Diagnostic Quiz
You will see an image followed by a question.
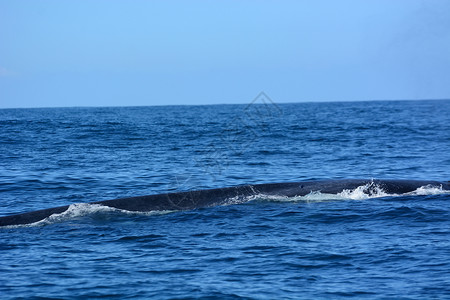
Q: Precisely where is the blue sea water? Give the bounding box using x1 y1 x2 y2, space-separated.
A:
0 99 449 299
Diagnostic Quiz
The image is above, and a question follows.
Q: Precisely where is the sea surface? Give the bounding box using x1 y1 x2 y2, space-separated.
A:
0 99 449 299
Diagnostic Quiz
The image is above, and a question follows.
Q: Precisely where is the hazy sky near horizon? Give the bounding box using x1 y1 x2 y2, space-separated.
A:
1 0 450 108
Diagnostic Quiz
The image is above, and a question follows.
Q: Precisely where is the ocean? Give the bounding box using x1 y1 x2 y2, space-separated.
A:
1 99 449 299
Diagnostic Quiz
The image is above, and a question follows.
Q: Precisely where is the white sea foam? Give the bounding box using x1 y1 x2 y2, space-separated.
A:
406 184 450 196
6 203 174 228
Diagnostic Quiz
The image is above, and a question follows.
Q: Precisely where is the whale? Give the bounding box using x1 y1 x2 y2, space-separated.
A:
1 179 449 227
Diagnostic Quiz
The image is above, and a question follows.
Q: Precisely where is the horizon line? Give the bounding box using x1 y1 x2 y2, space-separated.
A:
1 98 449 110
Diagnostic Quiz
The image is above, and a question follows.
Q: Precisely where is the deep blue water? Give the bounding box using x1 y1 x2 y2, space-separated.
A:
1 100 450 299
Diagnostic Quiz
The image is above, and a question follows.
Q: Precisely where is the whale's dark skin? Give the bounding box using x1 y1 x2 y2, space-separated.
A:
1 179 449 227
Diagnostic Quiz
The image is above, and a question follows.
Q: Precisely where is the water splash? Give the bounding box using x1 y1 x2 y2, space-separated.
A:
338 182 390 200
6 203 174 228
407 184 450 196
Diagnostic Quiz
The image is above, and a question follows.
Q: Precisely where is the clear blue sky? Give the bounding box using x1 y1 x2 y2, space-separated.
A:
1 0 449 108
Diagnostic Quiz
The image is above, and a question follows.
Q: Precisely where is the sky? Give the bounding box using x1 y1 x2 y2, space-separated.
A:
0 0 449 108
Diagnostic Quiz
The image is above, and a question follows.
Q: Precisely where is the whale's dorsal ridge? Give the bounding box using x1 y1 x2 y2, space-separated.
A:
1 179 449 227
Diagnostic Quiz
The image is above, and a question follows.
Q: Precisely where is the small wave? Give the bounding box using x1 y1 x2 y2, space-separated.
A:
7 203 174 228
